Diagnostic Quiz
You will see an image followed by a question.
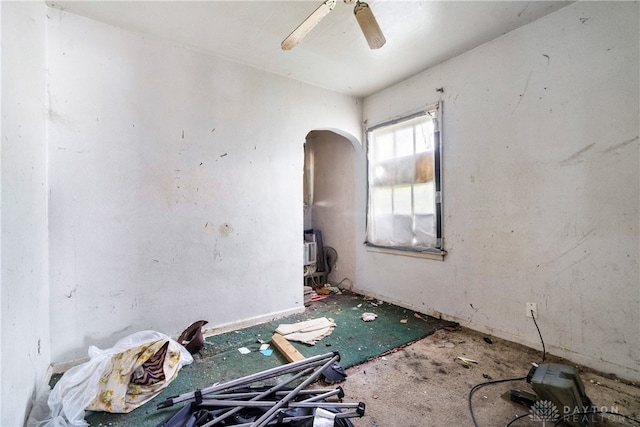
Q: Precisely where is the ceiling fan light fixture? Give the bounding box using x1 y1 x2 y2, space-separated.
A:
353 1 386 49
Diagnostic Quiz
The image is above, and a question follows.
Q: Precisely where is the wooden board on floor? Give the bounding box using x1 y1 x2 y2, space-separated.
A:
271 333 305 362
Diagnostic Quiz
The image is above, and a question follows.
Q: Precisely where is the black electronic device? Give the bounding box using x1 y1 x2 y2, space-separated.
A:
528 363 594 427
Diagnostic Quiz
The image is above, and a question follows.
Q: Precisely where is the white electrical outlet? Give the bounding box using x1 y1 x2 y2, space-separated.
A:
526 302 537 318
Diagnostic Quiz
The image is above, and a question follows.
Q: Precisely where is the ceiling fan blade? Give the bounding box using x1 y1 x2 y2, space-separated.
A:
281 0 337 50
353 1 386 49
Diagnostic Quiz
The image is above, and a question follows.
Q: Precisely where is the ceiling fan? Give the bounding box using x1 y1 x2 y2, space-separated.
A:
281 0 386 51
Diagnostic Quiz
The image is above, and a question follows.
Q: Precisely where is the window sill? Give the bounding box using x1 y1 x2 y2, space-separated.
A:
365 245 446 261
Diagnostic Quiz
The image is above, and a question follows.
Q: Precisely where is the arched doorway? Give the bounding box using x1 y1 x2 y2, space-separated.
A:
303 129 360 291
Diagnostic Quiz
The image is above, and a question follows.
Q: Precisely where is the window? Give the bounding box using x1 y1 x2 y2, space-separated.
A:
365 103 443 253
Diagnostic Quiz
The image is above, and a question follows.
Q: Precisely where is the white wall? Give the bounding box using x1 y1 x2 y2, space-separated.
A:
46 9 361 364
4 3 637 424
358 1 639 381
1 1 51 425
306 130 359 286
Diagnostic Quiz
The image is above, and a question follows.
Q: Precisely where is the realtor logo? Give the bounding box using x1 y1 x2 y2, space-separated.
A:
530 400 560 425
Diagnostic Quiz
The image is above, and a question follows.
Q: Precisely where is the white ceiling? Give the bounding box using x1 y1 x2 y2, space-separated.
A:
46 1 573 98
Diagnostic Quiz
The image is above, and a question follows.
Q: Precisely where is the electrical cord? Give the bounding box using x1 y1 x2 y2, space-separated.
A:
335 277 353 290
469 307 548 427
530 309 546 363
468 376 528 427
504 413 531 427
501 318 639 426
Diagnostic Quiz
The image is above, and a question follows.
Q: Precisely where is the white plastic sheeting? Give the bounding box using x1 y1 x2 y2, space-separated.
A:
27 331 193 427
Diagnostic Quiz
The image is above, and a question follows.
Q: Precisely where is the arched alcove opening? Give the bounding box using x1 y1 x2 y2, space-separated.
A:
303 129 360 292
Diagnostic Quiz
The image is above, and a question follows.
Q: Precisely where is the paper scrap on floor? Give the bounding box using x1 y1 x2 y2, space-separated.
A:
312 407 336 427
275 317 336 345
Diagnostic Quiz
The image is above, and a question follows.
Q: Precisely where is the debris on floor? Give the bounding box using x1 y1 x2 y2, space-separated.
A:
315 286 332 295
321 363 348 384
432 340 455 348
312 408 338 427
259 343 273 356
305 285 343 306
311 293 330 302
275 317 336 345
270 333 347 384
271 333 305 362
361 312 378 322
455 356 478 366
28 331 193 426
69 291 461 427
177 320 208 354
155 352 362 427
304 285 314 306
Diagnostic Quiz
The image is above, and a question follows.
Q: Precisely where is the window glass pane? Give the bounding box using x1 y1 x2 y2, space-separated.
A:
393 215 413 245
415 152 434 183
393 186 412 215
372 214 394 243
414 182 434 214
415 121 434 153
373 131 394 162
396 157 416 185
415 214 436 246
395 126 414 157
372 187 393 214
373 163 394 186
366 104 441 251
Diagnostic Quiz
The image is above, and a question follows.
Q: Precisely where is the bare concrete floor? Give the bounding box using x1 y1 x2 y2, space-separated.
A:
338 327 640 427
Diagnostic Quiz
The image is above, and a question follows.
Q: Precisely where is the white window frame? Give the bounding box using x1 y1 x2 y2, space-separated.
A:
365 102 444 257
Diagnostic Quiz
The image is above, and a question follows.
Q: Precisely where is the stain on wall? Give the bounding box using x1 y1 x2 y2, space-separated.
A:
219 223 233 237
